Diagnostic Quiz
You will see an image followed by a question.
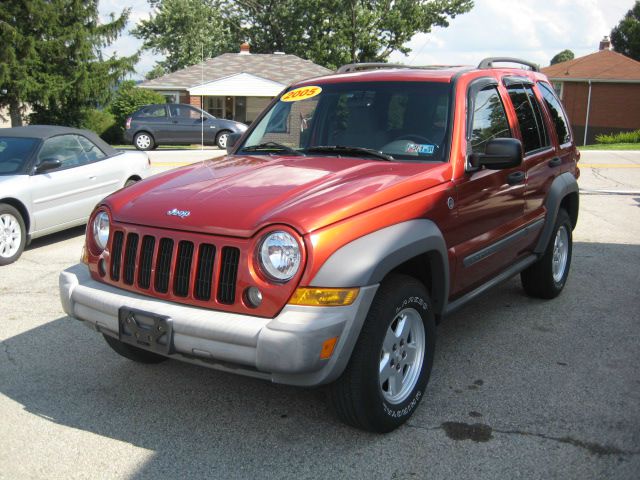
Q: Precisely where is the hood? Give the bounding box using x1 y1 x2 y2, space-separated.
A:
105 155 450 238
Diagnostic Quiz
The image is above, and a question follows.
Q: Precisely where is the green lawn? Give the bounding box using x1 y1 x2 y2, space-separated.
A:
113 144 219 150
579 143 640 151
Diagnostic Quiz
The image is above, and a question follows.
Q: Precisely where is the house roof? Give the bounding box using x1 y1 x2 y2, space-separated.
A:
542 49 640 82
140 53 333 90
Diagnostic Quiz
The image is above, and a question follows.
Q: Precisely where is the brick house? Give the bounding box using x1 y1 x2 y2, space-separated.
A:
138 43 332 125
541 37 640 145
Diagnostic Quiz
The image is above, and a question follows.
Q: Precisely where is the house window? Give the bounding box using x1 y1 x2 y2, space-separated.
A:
205 96 225 118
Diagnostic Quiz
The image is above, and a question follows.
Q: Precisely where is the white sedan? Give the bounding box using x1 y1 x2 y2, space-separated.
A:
0 125 151 265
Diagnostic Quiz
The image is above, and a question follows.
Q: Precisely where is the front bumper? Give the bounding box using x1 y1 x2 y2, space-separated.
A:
59 264 377 386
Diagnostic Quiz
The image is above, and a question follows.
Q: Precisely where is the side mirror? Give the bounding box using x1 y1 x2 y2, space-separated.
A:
35 157 62 174
226 133 241 154
469 138 523 170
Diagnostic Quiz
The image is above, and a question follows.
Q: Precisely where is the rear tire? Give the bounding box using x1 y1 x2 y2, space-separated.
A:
521 208 573 299
103 334 168 364
134 132 155 151
329 274 436 433
0 204 27 266
216 130 231 149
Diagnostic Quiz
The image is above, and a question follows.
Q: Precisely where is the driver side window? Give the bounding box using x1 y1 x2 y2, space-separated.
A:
470 87 512 154
37 135 90 170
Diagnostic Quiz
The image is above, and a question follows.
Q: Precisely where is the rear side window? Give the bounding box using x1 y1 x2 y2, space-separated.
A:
138 105 166 118
469 87 512 154
506 84 550 153
538 82 571 145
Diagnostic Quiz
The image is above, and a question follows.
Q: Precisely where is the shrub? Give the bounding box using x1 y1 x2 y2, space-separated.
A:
80 109 116 136
595 129 640 144
108 80 166 130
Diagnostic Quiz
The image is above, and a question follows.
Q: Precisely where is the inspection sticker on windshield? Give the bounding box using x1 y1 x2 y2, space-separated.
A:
406 143 435 155
281 86 322 102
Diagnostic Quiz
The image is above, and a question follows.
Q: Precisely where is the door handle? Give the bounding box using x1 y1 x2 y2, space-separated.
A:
549 157 562 167
89 176 97 180
507 171 525 185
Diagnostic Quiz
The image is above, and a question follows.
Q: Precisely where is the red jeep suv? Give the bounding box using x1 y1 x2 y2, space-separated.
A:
60 58 579 432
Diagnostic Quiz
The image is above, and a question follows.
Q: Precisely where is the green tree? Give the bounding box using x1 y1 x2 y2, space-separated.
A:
133 0 241 73
550 49 575 65
145 64 167 80
0 1 137 127
134 0 473 72
611 1 640 61
236 0 474 69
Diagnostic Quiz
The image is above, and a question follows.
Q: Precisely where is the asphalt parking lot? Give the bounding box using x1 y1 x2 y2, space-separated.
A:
1 151 639 479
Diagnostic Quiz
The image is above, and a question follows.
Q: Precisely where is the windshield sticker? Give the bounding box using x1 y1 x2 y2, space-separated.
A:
281 86 322 102
406 143 435 155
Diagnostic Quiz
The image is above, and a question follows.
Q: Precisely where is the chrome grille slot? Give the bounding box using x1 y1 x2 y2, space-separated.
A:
194 243 216 301
173 241 194 297
123 233 139 285
217 247 240 304
154 238 174 293
138 235 155 289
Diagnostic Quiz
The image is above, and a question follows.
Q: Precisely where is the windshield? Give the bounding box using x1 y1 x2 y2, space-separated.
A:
0 137 39 175
238 81 452 161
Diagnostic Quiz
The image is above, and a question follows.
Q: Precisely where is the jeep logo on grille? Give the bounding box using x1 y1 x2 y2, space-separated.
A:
166 208 191 218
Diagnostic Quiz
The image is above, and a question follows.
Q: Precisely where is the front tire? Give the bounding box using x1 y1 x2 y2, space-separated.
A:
216 130 231 149
134 132 155 151
521 208 573 299
0 204 27 266
103 335 168 364
329 274 436 433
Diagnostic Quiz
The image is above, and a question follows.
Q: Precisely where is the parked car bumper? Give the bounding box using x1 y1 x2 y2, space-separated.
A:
59 264 377 386
123 130 134 143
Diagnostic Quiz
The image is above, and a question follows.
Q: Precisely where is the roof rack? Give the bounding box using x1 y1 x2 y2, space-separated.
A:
478 57 539 72
336 62 466 73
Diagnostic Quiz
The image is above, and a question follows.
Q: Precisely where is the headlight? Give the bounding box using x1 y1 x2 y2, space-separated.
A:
258 231 301 282
92 211 110 252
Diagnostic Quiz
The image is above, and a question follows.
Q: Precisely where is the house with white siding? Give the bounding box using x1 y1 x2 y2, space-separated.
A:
138 43 332 125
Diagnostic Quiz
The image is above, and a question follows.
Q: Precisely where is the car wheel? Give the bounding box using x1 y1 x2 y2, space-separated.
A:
521 208 573 299
329 274 436 433
0 204 27 266
216 130 231 149
124 178 138 188
103 334 168 364
134 132 155 151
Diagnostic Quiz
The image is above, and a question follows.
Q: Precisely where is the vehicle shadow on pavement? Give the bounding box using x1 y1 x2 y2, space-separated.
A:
24 225 86 252
1 241 639 477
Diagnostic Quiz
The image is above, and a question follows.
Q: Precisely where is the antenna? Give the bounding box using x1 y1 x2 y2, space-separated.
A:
201 43 204 152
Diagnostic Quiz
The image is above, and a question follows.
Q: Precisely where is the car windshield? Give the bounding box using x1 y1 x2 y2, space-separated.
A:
0 137 39 175
238 81 452 161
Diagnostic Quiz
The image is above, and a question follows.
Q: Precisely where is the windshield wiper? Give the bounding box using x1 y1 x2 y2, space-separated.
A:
305 145 394 161
241 142 305 156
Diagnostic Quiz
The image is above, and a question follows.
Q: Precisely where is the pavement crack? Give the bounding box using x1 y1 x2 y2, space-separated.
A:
1 341 17 366
412 421 640 456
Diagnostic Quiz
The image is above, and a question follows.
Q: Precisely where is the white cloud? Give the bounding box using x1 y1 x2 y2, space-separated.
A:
390 0 633 68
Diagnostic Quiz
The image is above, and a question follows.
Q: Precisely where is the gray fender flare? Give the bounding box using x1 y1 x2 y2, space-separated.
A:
310 219 449 315
534 172 579 253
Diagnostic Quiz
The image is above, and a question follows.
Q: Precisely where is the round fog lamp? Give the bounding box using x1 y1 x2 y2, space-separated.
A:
245 287 263 308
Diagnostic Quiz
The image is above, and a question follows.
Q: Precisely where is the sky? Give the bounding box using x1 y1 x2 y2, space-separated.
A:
99 0 635 78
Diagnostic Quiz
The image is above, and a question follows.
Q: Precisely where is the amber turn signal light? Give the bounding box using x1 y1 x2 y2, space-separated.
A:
288 287 359 307
320 337 338 360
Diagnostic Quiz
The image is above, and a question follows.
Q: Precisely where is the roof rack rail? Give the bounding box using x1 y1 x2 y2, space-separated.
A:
337 63 410 73
337 62 465 73
478 57 539 72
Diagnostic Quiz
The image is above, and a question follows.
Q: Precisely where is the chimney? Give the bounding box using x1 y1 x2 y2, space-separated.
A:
599 36 611 51
240 42 250 55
